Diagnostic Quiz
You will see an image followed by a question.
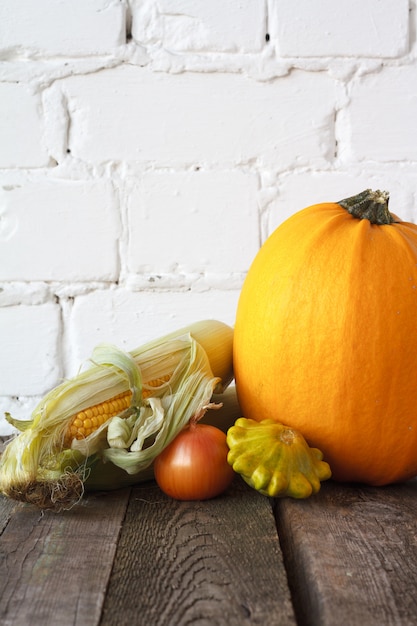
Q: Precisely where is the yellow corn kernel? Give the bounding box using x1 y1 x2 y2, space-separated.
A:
66 375 171 443
66 391 131 443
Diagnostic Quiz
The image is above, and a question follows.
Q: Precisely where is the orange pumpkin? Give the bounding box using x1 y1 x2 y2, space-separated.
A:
233 189 417 486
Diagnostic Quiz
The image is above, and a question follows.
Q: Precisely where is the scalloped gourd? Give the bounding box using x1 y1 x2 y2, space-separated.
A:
227 418 331 498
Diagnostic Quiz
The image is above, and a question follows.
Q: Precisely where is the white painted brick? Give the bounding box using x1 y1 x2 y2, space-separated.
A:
67 288 239 372
0 0 125 56
132 0 265 52
270 0 409 58
0 180 121 281
0 84 49 168
348 66 417 162
0 303 61 396
64 65 336 167
0 283 51 307
127 170 259 275
0 397 40 436
1 0 415 438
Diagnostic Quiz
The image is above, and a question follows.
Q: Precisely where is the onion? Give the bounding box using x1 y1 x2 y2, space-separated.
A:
154 418 235 501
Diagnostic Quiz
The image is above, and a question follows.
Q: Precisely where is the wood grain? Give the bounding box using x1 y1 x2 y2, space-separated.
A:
0 489 130 626
274 479 417 626
100 477 296 626
4 427 417 626
0 438 18 535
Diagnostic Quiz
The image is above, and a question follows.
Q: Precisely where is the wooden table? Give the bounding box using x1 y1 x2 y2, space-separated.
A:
1 441 417 626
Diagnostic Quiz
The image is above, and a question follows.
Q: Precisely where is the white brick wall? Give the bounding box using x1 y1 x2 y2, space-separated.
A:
0 180 121 281
126 170 260 275
1 0 417 433
0 84 50 167
0 303 61 396
0 0 126 55
271 0 409 58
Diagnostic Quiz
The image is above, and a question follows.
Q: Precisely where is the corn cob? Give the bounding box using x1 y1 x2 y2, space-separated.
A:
0 320 234 511
65 374 171 444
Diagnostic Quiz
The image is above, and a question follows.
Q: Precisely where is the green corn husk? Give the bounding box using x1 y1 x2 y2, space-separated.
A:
0 320 234 511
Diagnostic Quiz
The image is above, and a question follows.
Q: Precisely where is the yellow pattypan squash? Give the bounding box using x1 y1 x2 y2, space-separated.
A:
227 418 331 498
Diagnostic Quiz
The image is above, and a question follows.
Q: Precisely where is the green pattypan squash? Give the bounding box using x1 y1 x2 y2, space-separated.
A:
227 418 331 498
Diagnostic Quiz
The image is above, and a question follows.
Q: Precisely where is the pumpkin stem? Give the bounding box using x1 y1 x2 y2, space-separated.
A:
338 189 393 225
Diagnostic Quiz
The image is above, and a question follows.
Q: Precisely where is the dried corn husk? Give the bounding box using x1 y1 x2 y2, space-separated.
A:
0 320 234 511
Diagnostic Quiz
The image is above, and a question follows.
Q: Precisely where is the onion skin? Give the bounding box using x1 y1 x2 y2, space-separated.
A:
154 423 235 501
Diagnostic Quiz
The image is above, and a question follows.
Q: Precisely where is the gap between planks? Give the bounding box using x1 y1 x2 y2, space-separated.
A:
0 488 131 626
0 474 296 626
273 478 417 626
99 477 296 626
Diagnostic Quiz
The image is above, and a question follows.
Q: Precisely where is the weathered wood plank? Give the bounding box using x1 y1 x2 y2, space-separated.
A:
274 479 417 626
0 439 18 534
100 477 296 626
0 495 18 536
0 489 131 626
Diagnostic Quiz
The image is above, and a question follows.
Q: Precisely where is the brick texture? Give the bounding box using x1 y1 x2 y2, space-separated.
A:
126 170 259 274
0 0 125 56
0 180 121 281
270 0 409 58
0 303 61 396
63 66 336 168
0 84 50 168
0 0 416 431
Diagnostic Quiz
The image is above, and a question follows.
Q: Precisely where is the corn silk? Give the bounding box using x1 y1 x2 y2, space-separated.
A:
0 331 226 511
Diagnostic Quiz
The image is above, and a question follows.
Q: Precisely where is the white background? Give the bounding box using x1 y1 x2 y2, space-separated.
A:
0 0 415 433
